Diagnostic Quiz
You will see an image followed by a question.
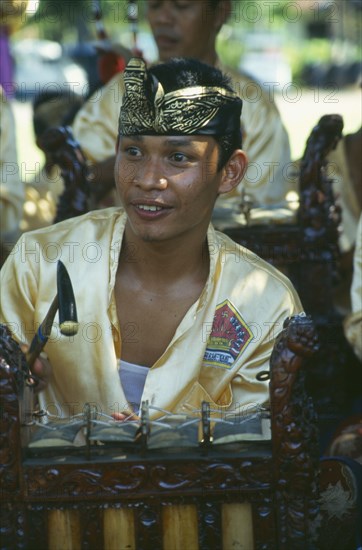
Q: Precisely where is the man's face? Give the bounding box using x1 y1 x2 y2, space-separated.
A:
115 134 224 243
146 0 223 63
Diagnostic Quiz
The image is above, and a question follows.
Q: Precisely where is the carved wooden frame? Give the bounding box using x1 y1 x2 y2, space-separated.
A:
1 314 320 549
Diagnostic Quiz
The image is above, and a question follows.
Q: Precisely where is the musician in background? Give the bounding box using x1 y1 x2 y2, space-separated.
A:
0 58 302 422
21 90 84 233
95 41 132 86
73 0 293 214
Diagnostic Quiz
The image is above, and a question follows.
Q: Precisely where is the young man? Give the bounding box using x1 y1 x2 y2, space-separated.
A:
0 58 302 421
73 0 292 211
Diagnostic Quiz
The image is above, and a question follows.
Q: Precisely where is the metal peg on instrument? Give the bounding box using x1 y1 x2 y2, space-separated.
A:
201 401 211 450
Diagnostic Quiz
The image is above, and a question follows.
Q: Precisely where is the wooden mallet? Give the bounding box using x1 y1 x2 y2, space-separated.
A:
25 260 79 369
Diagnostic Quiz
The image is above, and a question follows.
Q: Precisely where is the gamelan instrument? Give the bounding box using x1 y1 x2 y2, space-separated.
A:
0 314 323 549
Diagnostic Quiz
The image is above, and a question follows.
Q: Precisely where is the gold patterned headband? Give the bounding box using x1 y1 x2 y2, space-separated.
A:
118 58 242 136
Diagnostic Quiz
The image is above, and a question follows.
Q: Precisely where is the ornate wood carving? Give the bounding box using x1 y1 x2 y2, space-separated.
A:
298 114 343 247
197 500 222 550
80 505 104 550
252 497 278 550
37 126 91 222
295 115 361 427
0 316 323 549
270 314 320 549
0 324 25 496
297 114 343 320
0 326 29 549
224 115 361 429
23 457 273 501
134 503 163 549
26 506 48 550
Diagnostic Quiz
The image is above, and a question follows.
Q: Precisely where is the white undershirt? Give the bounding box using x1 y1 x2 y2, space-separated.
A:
118 359 149 412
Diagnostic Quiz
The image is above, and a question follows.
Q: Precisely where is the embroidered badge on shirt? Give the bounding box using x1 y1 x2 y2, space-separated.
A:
203 299 253 369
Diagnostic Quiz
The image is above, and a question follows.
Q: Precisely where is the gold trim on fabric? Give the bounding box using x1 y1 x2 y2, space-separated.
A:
119 58 241 135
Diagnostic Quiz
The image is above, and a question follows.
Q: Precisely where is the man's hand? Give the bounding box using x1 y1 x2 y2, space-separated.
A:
111 411 138 422
111 412 128 421
21 345 51 393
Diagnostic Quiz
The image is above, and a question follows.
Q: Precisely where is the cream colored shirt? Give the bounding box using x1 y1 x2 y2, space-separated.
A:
288 137 361 256
0 0 28 33
344 215 362 360
0 87 24 241
72 62 292 210
215 63 292 207
0 208 302 419
21 165 62 233
327 139 361 253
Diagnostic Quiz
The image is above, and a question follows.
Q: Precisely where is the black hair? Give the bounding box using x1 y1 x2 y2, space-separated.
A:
149 58 242 170
208 0 224 6
32 90 83 138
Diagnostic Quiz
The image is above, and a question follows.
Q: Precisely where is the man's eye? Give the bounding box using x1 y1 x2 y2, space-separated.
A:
148 1 162 9
170 152 188 162
126 147 141 157
148 0 191 11
175 1 193 9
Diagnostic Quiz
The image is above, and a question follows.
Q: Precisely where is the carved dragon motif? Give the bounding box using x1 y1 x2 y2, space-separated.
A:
270 314 320 549
37 126 91 222
298 114 343 247
0 314 322 549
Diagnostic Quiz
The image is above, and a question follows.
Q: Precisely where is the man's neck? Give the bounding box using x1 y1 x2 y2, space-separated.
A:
199 50 218 67
119 227 210 286
160 50 218 69
115 225 211 368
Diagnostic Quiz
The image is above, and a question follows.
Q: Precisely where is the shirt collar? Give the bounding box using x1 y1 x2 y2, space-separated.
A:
108 210 219 312
108 208 127 303
196 223 219 311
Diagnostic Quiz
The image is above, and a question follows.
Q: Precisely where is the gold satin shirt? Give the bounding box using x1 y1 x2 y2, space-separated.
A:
0 208 302 419
344 215 362 360
328 139 361 253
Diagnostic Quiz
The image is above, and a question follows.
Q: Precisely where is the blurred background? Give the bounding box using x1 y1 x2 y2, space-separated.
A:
1 0 361 171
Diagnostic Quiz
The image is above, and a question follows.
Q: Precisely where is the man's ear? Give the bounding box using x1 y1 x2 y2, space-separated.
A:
214 0 231 32
218 149 248 195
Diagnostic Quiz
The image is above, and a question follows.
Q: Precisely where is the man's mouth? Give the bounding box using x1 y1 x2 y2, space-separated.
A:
131 201 172 219
155 34 178 48
137 204 164 212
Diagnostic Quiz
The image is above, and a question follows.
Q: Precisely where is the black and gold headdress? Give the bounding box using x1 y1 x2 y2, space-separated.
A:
118 58 242 136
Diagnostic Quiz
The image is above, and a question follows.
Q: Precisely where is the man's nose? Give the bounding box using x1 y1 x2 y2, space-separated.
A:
135 159 168 191
152 1 174 24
